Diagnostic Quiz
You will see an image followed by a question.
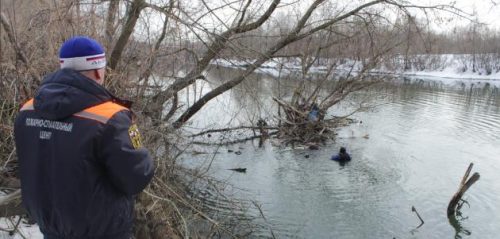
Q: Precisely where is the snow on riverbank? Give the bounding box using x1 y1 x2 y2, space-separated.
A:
211 54 500 81
0 217 42 238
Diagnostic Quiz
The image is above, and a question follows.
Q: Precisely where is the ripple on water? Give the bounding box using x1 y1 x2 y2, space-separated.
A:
388 89 500 143
189 75 500 238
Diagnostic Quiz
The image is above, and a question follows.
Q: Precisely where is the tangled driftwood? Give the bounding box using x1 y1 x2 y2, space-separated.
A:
273 97 335 146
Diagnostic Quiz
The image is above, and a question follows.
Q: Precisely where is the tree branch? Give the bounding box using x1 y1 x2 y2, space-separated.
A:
148 0 281 119
105 0 120 49
108 0 145 71
236 0 252 28
297 0 384 40
0 12 40 82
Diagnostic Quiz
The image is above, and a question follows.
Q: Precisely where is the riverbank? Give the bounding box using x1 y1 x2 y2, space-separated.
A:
211 54 500 81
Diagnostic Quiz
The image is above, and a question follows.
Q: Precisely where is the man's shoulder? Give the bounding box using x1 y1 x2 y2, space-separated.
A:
75 101 130 124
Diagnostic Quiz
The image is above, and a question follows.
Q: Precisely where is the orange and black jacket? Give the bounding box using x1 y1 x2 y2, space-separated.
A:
14 69 155 239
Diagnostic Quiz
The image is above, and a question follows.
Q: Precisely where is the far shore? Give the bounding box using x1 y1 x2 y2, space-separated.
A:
211 55 500 81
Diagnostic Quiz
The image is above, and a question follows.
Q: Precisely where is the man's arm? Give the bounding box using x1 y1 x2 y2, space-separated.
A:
99 111 155 195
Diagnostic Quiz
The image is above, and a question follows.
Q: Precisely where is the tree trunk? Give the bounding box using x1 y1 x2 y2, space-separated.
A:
108 0 145 71
105 0 120 49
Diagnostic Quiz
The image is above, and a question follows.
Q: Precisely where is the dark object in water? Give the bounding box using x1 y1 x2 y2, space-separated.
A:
331 147 351 161
235 151 242 155
228 149 234 153
304 155 310 158
228 168 246 173
447 163 480 218
411 206 425 229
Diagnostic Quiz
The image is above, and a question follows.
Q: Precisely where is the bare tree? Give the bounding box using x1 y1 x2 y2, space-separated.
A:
2 0 499 238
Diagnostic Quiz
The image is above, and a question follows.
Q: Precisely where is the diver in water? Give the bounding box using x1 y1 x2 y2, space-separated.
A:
331 147 351 161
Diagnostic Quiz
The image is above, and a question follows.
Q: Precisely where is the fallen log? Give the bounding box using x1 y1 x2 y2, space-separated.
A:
447 163 480 217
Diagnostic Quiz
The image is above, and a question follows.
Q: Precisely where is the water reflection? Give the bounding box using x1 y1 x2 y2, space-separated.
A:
449 216 472 239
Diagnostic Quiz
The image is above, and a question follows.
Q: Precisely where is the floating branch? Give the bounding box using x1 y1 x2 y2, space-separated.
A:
189 125 277 138
192 131 279 146
411 206 424 229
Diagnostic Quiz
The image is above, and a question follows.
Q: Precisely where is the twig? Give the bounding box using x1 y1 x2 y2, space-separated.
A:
189 125 277 137
411 206 424 229
252 201 276 239
272 97 308 117
0 124 13 131
0 12 40 82
9 216 23 237
143 190 189 239
154 182 218 225
0 216 26 239
192 131 278 145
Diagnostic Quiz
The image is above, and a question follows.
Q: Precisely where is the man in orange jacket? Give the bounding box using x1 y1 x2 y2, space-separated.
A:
14 36 155 239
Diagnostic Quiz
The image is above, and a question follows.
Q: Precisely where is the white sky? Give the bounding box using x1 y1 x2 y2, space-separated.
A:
431 0 500 28
135 0 499 40
198 0 500 30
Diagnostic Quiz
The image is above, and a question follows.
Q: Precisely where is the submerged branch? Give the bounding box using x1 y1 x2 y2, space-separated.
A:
189 125 278 138
447 163 480 217
192 131 279 146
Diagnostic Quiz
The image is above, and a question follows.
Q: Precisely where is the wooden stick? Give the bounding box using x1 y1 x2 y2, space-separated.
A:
9 216 22 236
272 97 308 117
189 125 277 137
459 163 473 187
447 163 480 217
411 206 424 228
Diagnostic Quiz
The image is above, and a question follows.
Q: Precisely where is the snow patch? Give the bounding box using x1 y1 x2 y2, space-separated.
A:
210 55 500 81
0 217 43 239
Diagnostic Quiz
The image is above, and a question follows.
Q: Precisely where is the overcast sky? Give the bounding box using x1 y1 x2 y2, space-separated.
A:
136 0 499 40
433 0 500 28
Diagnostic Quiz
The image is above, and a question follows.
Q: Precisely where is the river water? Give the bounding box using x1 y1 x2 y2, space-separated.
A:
182 68 500 239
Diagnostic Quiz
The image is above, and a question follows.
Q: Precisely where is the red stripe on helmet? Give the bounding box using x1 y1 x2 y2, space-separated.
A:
86 55 105 61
